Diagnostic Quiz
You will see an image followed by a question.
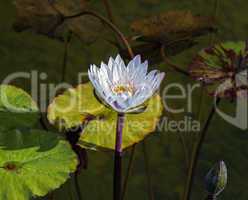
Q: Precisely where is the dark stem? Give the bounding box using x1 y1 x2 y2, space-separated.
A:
209 0 219 44
184 98 221 200
142 141 155 200
61 31 72 82
101 0 115 24
48 192 54 200
160 45 189 77
74 173 83 200
40 114 48 131
114 113 125 200
166 111 189 169
205 194 217 200
64 10 134 58
121 145 136 200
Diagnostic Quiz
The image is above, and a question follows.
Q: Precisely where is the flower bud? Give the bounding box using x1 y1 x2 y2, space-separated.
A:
204 161 227 196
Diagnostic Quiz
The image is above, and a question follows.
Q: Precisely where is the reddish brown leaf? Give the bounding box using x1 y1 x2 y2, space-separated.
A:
131 11 217 44
13 0 104 44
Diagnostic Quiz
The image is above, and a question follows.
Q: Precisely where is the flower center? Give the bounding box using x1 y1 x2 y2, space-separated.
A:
113 85 134 96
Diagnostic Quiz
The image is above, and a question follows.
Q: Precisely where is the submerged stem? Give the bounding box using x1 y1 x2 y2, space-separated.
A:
121 145 136 200
101 0 116 24
74 173 83 200
142 141 155 200
114 113 125 200
184 98 221 200
64 11 134 58
61 31 72 82
160 45 189 77
205 194 217 200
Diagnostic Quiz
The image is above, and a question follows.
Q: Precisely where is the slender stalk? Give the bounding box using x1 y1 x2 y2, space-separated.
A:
74 173 83 200
183 1 220 199
121 145 136 200
114 113 125 200
209 0 220 44
61 31 72 82
166 111 189 169
183 98 221 200
64 10 134 58
205 194 217 200
101 0 115 24
160 45 189 77
48 192 54 200
142 141 155 200
40 116 48 131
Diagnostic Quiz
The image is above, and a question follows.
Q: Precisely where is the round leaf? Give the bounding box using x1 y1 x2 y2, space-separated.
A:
0 129 77 200
79 94 163 150
0 85 39 130
47 83 106 130
47 83 163 151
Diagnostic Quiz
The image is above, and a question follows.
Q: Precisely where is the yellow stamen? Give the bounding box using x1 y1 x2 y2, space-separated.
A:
113 85 134 96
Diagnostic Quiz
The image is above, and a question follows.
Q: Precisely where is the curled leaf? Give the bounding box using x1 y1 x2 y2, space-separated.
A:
189 41 248 99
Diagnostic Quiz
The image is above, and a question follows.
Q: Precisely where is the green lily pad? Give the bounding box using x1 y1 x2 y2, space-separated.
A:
0 129 77 200
47 83 106 130
79 94 163 150
189 41 248 99
0 85 40 130
47 82 163 151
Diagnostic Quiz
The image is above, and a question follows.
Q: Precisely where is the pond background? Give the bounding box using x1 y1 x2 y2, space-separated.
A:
0 0 248 199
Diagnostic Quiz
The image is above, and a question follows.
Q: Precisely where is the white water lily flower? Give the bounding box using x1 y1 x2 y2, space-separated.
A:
88 55 165 113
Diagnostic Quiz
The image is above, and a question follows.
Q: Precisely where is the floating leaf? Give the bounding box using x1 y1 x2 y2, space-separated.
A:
189 41 248 99
0 85 39 130
79 94 162 150
13 0 105 44
205 161 227 196
120 39 197 65
13 0 64 40
119 11 214 65
47 83 163 151
130 10 216 44
0 129 77 200
47 83 106 130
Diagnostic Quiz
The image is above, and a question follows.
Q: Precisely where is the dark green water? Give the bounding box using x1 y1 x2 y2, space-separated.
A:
0 0 248 199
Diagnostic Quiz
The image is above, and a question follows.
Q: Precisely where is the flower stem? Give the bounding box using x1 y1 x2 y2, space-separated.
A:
183 98 221 200
101 0 115 24
160 45 189 77
61 31 72 82
142 141 155 200
205 194 217 200
74 173 83 200
114 113 125 200
121 145 136 200
64 11 134 58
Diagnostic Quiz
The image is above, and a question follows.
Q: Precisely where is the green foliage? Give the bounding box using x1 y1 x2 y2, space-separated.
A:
0 129 77 200
0 85 39 130
1 0 248 200
47 82 163 150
